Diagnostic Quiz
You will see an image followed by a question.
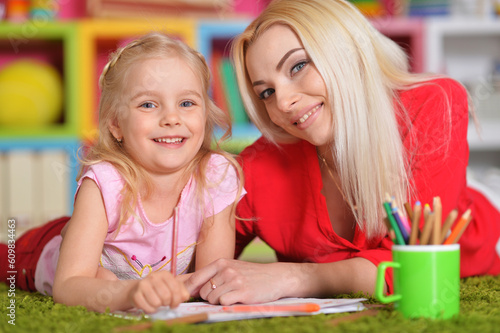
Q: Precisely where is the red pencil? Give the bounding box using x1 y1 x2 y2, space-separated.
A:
222 303 321 313
171 207 179 276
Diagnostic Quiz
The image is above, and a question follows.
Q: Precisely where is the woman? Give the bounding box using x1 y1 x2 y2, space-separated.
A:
186 0 500 304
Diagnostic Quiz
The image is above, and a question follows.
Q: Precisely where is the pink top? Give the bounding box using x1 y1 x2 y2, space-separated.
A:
35 154 245 295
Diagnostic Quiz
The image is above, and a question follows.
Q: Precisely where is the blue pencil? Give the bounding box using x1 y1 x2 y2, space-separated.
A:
392 207 410 244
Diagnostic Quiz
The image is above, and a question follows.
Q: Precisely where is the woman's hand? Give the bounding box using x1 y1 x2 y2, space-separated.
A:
184 257 381 305
184 259 301 305
129 271 189 313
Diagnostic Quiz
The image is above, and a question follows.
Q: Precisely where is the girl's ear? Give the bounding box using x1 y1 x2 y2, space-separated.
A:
108 118 123 142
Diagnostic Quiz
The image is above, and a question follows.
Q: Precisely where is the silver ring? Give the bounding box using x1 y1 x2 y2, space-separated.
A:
210 278 217 290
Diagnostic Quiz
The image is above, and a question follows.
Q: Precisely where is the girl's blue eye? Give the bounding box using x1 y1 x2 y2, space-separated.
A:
180 100 194 107
291 61 307 75
259 88 275 100
141 102 155 109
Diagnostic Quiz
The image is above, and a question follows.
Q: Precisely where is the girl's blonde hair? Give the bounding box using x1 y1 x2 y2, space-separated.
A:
232 0 443 238
80 32 243 234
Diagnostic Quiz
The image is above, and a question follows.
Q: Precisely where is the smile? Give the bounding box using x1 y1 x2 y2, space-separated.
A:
153 137 184 144
294 103 322 125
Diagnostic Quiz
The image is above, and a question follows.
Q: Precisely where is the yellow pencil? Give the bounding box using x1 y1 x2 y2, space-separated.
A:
440 209 458 243
444 209 472 245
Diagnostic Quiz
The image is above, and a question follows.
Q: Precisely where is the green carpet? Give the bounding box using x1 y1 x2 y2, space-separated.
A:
1 275 499 333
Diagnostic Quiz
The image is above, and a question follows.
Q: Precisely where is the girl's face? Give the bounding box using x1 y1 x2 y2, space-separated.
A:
246 24 333 146
110 56 206 176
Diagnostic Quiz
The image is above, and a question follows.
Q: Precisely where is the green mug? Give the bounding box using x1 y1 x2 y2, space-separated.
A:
375 244 460 319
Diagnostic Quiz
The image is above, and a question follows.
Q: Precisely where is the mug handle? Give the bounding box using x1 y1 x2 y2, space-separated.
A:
375 261 402 303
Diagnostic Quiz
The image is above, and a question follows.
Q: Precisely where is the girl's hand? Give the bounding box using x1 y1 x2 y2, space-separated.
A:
129 271 190 313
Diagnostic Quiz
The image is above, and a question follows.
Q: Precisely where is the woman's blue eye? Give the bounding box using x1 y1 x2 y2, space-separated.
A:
259 88 275 100
140 102 155 109
291 61 307 75
180 101 194 107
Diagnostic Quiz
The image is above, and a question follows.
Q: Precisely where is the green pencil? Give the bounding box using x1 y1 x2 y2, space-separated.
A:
383 202 405 245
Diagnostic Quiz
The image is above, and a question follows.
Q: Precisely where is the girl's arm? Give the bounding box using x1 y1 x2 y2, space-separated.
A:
185 257 378 305
195 204 235 270
53 179 188 313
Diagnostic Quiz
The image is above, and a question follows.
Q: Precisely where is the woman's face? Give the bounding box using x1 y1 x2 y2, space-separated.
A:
246 24 334 146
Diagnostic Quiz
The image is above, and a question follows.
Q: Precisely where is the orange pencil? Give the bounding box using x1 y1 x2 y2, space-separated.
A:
432 197 442 245
444 209 472 245
223 303 321 313
440 209 458 243
409 201 421 245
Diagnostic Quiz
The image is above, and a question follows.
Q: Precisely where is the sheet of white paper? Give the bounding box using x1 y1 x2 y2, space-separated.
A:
147 298 367 323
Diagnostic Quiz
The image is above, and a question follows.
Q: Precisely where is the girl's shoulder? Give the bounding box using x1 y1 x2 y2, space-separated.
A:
205 153 236 181
79 161 123 189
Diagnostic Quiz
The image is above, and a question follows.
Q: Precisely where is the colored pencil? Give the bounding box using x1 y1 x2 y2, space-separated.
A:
223 303 321 313
392 207 410 244
420 204 434 245
409 201 421 245
432 197 442 245
440 209 458 243
444 209 472 245
171 206 179 276
404 202 414 221
383 202 405 245
383 217 396 242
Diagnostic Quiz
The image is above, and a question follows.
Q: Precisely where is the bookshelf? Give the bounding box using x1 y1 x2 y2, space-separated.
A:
0 21 79 138
424 18 500 170
0 138 79 242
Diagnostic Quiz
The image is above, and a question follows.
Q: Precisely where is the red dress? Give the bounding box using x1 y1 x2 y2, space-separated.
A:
235 78 500 293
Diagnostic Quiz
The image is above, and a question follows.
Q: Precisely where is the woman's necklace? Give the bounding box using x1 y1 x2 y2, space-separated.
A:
319 155 357 211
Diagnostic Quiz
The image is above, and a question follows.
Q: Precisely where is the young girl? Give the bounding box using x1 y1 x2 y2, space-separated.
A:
1 32 244 313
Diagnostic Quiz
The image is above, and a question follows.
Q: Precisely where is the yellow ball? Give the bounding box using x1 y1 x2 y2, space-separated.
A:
0 59 63 127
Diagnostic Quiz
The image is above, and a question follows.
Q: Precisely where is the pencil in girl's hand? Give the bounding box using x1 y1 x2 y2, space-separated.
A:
444 209 472 245
432 197 442 245
409 201 421 245
420 204 434 245
171 206 179 276
440 209 458 243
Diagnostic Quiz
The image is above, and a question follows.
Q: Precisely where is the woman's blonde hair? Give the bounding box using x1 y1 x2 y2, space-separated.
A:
80 32 243 234
232 0 441 238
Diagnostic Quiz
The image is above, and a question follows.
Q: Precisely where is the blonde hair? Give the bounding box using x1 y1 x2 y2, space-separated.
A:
80 32 243 234
232 0 442 238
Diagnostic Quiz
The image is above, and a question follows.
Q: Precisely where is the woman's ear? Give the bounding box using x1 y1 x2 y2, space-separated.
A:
108 118 123 142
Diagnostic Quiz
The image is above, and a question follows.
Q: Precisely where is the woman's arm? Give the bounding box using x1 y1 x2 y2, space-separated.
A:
185 256 379 305
53 179 188 313
195 204 235 270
